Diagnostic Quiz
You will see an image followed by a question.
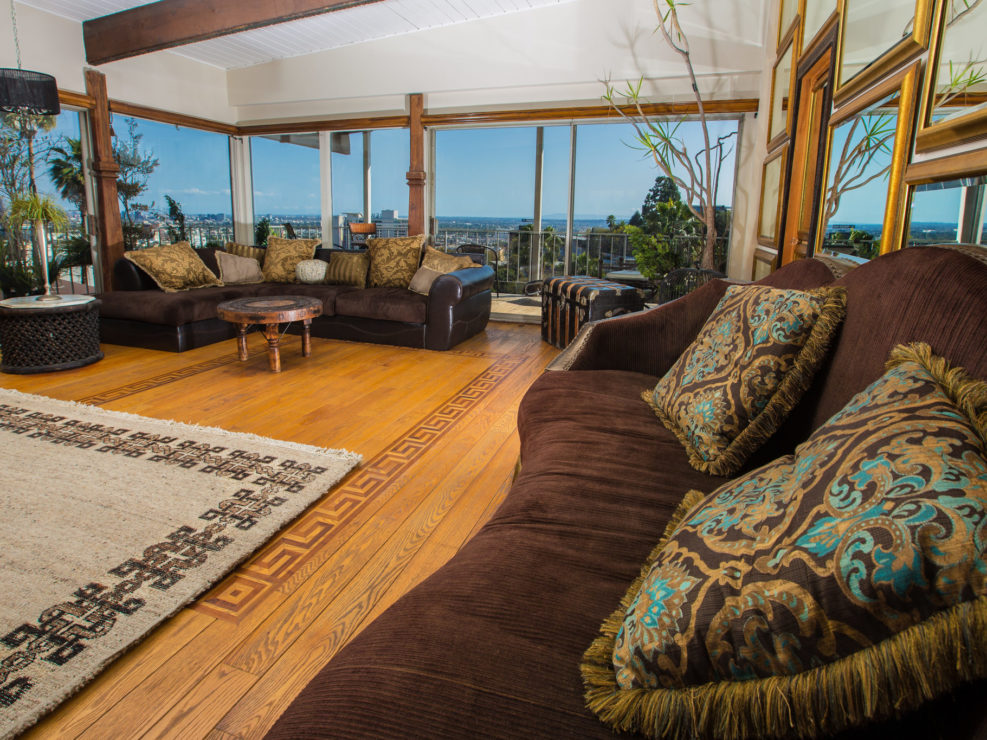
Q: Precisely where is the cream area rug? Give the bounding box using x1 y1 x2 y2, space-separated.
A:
0 388 361 738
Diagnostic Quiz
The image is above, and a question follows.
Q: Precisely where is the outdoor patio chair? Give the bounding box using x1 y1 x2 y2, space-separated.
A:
456 244 500 295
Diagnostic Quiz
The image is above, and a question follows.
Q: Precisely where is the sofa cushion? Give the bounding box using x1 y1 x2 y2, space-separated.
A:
262 236 319 283
583 342 987 740
123 241 223 293
646 284 846 476
334 287 427 324
367 235 425 288
325 251 370 288
296 259 329 284
216 250 264 285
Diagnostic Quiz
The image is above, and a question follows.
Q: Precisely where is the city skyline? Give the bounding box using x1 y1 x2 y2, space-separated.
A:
30 112 977 228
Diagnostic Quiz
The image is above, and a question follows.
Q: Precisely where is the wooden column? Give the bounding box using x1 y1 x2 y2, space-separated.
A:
85 69 123 292
406 93 426 237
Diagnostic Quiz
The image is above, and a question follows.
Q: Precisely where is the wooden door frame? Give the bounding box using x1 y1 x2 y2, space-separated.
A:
779 22 839 264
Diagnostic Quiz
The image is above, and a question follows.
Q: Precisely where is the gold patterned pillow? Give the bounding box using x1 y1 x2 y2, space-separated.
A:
645 284 846 476
584 342 987 740
421 245 480 273
224 241 266 265
367 235 425 288
261 237 319 283
325 252 370 288
123 241 222 293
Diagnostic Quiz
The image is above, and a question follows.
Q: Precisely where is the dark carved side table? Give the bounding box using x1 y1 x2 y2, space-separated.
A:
0 295 103 374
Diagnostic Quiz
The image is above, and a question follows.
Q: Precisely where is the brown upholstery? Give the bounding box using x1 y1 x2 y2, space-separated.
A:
267 246 987 740
334 287 428 324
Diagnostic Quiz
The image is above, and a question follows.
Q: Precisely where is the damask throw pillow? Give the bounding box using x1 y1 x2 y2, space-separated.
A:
261 237 319 283
421 245 480 273
367 235 425 288
325 252 370 288
583 342 987 740
123 241 222 293
645 284 846 476
216 250 264 285
223 241 266 266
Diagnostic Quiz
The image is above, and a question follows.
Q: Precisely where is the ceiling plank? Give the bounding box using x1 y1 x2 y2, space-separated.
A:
83 0 390 65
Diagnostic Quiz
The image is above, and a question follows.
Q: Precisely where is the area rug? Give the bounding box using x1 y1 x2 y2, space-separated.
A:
0 388 361 738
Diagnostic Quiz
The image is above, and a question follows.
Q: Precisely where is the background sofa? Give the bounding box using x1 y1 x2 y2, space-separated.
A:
266 245 987 739
98 247 495 352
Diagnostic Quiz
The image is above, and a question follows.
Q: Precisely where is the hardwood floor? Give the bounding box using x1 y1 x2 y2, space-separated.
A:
1 321 556 739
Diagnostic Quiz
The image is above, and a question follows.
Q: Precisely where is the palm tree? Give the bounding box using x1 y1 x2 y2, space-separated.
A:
47 137 87 219
10 193 68 299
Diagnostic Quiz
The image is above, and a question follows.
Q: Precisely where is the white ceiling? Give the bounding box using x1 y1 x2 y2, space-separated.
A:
18 0 574 70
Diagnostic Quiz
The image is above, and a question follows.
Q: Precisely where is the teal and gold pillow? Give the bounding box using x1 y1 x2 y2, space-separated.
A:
262 237 319 283
584 342 987 740
646 284 846 476
123 241 222 293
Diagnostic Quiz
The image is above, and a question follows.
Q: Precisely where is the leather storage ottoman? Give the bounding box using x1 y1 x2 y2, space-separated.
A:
541 275 643 348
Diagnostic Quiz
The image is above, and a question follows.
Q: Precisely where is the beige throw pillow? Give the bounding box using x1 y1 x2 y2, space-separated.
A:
123 241 222 293
408 267 444 295
367 235 425 288
325 252 370 288
262 237 319 283
216 250 264 285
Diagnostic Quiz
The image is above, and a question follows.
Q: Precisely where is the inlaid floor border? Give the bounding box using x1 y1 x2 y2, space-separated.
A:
191 353 528 621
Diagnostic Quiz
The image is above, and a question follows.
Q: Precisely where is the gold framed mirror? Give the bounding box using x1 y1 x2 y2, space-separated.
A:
916 0 987 151
816 62 921 259
758 145 788 246
835 0 933 105
768 35 796 149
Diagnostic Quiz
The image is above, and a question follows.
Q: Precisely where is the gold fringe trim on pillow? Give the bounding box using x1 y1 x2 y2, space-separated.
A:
642 287 847 478
887 342 987 446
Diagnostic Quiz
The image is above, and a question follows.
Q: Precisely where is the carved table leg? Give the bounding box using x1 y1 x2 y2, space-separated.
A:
236 323 249 361
302 319 313 357
264 322 282 372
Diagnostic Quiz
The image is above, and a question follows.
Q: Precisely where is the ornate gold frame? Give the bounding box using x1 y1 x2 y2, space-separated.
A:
834 0 933 106
816 61 922 256
915 0 987 151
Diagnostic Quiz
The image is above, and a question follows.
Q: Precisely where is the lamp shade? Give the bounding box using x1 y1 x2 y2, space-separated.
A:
0 68 60 115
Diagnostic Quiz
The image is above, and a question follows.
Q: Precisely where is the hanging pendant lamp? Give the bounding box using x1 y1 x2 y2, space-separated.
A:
0 0 60 115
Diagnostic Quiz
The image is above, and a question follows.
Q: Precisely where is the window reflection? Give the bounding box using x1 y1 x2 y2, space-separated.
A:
909 176 987 245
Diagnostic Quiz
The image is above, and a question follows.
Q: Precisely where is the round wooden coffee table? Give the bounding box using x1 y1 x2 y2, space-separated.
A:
217 296 322 372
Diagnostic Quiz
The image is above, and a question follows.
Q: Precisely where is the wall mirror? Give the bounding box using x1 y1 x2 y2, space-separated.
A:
768 40 795 147
778 0 798 46
758 146 787 245
916 0 987 150
802 0 837 48
818 64 920 258
836 0 932 104
907 175 987 245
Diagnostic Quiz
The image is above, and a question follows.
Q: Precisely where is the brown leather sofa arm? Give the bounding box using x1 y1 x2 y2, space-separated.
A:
112 257 158 291
428 264 495 305
547 278 731 377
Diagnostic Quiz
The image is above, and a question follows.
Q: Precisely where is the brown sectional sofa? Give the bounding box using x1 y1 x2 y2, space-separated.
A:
266 245 987 739
98 247 495 352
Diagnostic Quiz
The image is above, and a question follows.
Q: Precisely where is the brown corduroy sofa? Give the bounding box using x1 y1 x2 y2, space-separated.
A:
98 247 495 352
267 245 987 740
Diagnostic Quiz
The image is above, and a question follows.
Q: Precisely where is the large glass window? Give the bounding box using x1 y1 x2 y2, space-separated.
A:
113 116 233 250
1 109 95 296
251 133 320 244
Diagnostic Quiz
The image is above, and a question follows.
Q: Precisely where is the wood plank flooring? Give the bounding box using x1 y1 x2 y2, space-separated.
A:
1 321 556 739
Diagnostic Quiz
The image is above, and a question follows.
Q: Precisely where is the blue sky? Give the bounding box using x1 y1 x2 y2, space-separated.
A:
34 112 966 225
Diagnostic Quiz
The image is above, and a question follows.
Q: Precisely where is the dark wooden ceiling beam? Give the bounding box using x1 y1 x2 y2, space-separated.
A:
83 0 388 65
